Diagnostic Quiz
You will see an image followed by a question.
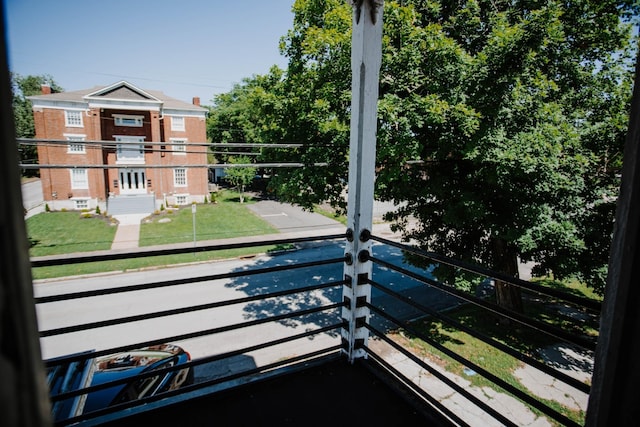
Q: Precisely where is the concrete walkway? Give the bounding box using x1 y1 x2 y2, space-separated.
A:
110 214 148 250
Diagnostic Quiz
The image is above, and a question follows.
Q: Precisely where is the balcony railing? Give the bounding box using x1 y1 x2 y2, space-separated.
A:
33 230 599 427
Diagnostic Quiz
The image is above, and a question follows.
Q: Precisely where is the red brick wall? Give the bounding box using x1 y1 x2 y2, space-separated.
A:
34 104 209 209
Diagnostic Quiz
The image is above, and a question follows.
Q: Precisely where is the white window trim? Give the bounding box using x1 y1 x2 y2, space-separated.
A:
173 168 187 187
65 133 86 153
171 116 185 131
70 168 89 189
65 110 84 128
170 138 187 154
115 135 146 164
114 114 144 127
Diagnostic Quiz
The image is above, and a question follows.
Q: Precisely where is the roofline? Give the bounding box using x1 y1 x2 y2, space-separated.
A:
85 80 161 102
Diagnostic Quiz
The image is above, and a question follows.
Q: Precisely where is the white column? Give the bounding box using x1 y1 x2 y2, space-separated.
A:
342 0 384 362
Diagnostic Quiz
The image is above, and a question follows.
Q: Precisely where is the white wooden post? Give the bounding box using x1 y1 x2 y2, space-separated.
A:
342 0 384 363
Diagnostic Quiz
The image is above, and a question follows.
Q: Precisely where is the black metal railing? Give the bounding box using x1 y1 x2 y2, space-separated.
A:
361 233 600 427
34 233 348 426
33 230 600 426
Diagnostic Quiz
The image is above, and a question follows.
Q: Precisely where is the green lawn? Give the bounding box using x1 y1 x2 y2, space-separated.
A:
139 192 278 246
27 211 117 256
392 284 601 426
27 190 281 279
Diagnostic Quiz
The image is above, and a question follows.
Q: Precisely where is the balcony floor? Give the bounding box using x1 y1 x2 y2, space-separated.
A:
99 356 453 426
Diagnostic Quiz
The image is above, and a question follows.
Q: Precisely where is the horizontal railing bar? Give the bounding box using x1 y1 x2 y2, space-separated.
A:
17 137 309 148
55 347 343 426
365 323 519 427
367 278 590 394
368 256 597 351
21 162 331 170
31 233 346 268
367 306 581 427
45 301 346 367
50 322 343 403
35 256 346 304
40 280 347 337
363 348 471 427
370 234 602 313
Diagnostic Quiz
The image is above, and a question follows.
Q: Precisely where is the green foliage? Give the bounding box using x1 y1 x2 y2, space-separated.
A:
11 73 63 177
224 156 257 202
206 0 639 297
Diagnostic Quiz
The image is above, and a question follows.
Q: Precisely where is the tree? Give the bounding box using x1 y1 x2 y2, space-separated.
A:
208 0 639 311
373 0 638 308
11 73 62 177
225 156 257 203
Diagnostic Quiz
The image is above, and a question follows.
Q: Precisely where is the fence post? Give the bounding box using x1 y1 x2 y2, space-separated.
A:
342 0 384 363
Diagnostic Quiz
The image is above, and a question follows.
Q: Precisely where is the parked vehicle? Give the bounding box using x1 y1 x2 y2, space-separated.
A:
47 344 193 422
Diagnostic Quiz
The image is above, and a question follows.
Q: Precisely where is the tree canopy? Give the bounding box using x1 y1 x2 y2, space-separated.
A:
207 0 639 301
11 73 63 176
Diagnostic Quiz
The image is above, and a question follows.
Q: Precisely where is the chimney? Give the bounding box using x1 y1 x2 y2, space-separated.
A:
41 84 51 95
192 97 200 106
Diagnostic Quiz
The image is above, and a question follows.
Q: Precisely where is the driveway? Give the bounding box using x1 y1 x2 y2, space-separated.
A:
245 199 343 233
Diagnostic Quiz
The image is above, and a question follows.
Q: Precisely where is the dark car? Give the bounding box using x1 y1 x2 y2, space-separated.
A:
47 344 193 422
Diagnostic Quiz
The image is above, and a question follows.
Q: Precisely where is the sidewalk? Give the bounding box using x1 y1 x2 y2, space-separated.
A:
110 214 148 250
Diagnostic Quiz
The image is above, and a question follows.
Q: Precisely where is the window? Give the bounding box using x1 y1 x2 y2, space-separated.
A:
66 135 86 153
171 116 185 131
115 136 145 163
70 169 88 189
65 110 83 128
114 115 144 127
174 168 187 187
171 138 186 154
175 195 188 205
73 199 89 210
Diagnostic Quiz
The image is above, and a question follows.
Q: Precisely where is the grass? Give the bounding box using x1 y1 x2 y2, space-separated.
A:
139 190 278 246
27 190 281 279
389 282 601 426
27 211 117 256
313 204 347 225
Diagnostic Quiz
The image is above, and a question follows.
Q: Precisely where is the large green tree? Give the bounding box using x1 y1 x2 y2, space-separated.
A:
11 73 62 176
208 0 639 309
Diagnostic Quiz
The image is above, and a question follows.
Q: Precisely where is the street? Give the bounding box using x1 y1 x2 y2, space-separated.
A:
33 240 456 382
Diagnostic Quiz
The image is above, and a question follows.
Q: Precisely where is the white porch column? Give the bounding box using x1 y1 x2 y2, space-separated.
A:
342 0 384 362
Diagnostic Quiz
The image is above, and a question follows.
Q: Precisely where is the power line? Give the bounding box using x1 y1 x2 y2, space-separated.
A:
20 163 328 170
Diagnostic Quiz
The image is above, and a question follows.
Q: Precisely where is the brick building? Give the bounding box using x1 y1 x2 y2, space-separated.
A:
29 81 208 214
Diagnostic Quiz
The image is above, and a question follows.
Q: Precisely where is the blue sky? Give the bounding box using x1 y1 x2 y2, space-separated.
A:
4 0 295 106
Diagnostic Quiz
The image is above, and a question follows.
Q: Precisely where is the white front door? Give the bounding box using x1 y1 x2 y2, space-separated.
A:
119 169 147 194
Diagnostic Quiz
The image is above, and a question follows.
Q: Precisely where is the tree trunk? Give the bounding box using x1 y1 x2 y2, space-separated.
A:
491 237 524 316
